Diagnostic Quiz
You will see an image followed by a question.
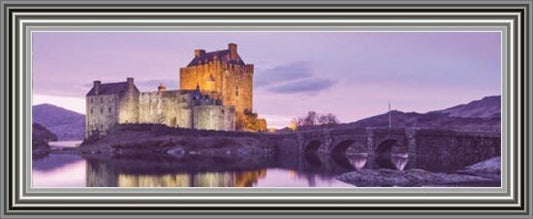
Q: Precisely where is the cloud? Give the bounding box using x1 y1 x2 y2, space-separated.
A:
254 61 312 87
267 78 336 94
254 61 336 95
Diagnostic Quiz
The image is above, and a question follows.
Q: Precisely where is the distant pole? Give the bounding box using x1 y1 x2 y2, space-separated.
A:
388 101 392 129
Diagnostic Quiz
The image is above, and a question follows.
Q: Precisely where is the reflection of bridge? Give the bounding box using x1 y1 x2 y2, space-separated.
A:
295 127 500 166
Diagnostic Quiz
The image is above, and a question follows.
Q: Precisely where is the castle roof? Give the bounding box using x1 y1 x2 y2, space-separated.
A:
187 49 245 67
86 82 128 96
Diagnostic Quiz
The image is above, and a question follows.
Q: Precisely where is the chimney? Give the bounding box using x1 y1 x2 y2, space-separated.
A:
228 43 237 60
158 83 167 92
127 77 134 87
93 80 101 95
228 43 237 53
194 49 206 58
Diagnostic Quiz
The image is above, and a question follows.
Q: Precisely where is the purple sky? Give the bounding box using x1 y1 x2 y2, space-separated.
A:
32 32 501 128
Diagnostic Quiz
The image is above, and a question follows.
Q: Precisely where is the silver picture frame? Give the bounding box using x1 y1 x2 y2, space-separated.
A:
1 0 531 218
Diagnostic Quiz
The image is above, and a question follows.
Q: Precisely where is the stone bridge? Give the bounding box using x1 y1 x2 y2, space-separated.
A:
294 127 500 166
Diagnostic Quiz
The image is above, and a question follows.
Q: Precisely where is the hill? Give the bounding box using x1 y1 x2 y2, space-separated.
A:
32 104 85 140
436 95 501 118
346 95 501 132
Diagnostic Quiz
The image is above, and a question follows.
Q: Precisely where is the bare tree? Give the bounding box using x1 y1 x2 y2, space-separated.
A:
302 111 318 126
318 113 339 125
292 111 339 129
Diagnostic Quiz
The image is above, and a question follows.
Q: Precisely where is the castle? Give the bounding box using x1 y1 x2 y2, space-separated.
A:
85 43 266 138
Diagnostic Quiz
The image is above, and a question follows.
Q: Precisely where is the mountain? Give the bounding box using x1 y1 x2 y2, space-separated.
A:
32 104 85 140
436 95 501 118
346 95 501 132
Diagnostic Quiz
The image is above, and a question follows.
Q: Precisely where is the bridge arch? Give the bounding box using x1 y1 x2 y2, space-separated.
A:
304 152 323 167
330 153 356 171
331 139 354 154
375 139 398 157
331 139 368 155
375 139 410 169
304 140 322 154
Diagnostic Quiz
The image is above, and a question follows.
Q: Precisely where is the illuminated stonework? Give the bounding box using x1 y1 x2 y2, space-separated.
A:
85 43 267 138
85 78 235 138
180 43 266 131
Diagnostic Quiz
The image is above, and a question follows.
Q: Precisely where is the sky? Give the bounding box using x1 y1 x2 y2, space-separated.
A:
32 32 501 128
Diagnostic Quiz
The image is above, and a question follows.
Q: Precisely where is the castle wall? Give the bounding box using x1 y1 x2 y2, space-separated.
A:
139 92 163 124
161 91 194 128
179 61 253 114
139 91 195 129
193 105 235 131
86 94 120 138
118 83 139 124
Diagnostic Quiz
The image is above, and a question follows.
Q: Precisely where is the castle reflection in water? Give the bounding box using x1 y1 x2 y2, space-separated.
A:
89 168 267 187
116 171 267 187
83 153 413 187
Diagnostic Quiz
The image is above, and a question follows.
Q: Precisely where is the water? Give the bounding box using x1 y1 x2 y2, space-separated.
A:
32 153 352 187
32 141 490 188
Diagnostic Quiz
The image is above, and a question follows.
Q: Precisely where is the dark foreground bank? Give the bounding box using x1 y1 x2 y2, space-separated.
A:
77 124 297 159
337 156 501 187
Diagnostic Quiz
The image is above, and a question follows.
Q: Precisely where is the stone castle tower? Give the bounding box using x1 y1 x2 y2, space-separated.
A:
179 43 263 130
85 43 264 138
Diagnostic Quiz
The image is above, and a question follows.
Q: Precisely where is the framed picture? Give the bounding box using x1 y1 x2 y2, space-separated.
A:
1 0 531 218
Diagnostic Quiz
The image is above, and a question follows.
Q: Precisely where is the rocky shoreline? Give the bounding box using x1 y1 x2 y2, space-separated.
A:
76 124 281 159
32 123 57 156
337 156 501 187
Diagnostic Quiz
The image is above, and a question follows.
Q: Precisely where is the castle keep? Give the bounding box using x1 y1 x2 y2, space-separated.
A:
86 43 265 138
180 43 266 130
180 43 253 114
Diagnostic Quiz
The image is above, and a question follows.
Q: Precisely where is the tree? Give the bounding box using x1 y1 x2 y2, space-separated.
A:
317 113 339 125
236 110 267 132
292 111 339 129
302 111 318 126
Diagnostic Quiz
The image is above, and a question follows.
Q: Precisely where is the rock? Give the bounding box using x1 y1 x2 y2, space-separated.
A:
456 156 500 178
32 123 57 155
337 169 411 187
337 168 496 187
166 147 186 157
